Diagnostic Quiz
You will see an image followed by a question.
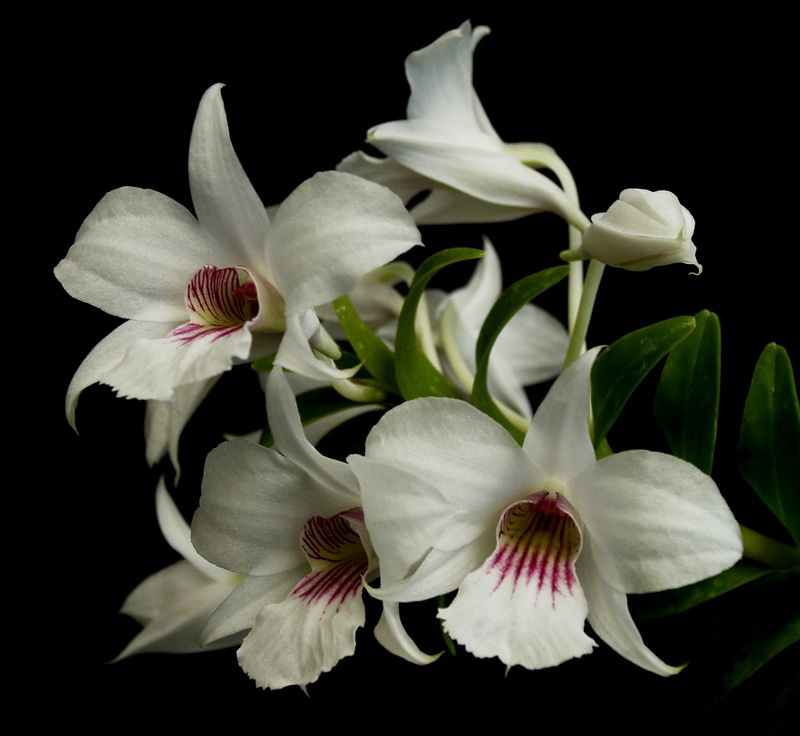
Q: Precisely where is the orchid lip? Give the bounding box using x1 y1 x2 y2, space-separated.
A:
171 265 286 344
489 491 582 604
292 509 369 614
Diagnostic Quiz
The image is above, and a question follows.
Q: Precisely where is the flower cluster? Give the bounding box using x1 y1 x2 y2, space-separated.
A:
59 22 754 694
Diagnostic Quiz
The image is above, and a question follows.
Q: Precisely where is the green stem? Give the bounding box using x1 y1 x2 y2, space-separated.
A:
508 143 588 332
563 259 605 368
741 525 800 569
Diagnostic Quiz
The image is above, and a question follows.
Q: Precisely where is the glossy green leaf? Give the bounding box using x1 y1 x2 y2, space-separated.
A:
591 316 696 445
739 344 800 545
471 266 569 443
687 570 800 709
333 295 399 393
395 248 484 400
654 310 720 474
630 562 771 621
260 387 376 447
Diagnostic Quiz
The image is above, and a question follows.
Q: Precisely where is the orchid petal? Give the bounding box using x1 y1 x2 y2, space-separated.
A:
192 439 352 576
266 367 360 499
369 119 574 218
523 347 600 480
570 450 742 594
144 377 217 472
155 479 229 582
336 151 433 203
266 171 421 313
237 512 368 689
201 568 303 645
66 320 169 429
103 321 253 401
115 561 236 659
188 84 270 266
449 237 501 327
238 587 365 690
275 310 360 381
361 397 539 514
55 187 221 322
494 304 568 385
440 493 596 669
578 537 681 675
405 21 499 140
411 188 533 225
374 602 442 665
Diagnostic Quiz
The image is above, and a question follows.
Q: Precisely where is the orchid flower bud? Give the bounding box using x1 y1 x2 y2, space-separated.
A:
565 189 701 273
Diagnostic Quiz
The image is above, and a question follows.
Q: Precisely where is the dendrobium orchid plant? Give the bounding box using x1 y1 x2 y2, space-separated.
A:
58 19 798 716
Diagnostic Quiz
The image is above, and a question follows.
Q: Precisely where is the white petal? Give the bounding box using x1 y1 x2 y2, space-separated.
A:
336 151 433 203
201 568 303 645
494 304 568 386
377 540 495 603
439 493 596 669
191 439 353 576
523 347 600 480
405 21 499 140
374 602 441 665
412 189 533 225
66 320 169 429
362 397 538 516
266 367 360 498
578 537 681 675
55 187 220 322
265 171 420 313
369 119 574 218
448 237 502 329
303 404 383 446
188 84 270 266
115 560 236 659
274 310 360 381
103 321 253 401
238 513 368 690
144 377 217 472
238 584 365 690
570 450 743 594
155 479 230 582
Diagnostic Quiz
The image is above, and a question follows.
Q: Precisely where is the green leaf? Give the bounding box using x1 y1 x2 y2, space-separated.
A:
333 295 399 393
471 266 569 443
260 387 375 447
591 316 696 445
629 562 771 621
395 248 484 400
687 570 800 709
739 344 800 545
251 354 277 372
653 310 720 474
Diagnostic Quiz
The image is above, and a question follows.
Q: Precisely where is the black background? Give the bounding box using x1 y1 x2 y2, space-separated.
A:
30 5 797 730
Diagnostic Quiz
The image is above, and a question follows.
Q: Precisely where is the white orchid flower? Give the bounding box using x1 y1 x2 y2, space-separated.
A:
190 367 436 691
55 84 421 437
436 238 568 419
114 479 241 660
349 348 743 675
567 189 701 272
338 21 588 229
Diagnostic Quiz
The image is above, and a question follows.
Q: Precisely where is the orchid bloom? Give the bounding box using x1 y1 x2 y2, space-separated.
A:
338 21 588 229
567 189 701 272
190 367 435 690
55 84 421 443
435 238 568 419
114 479 241 660
349 348 743 674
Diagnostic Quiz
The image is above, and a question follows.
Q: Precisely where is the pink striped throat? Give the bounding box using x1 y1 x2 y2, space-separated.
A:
489 491 583 608
291 508 370 615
